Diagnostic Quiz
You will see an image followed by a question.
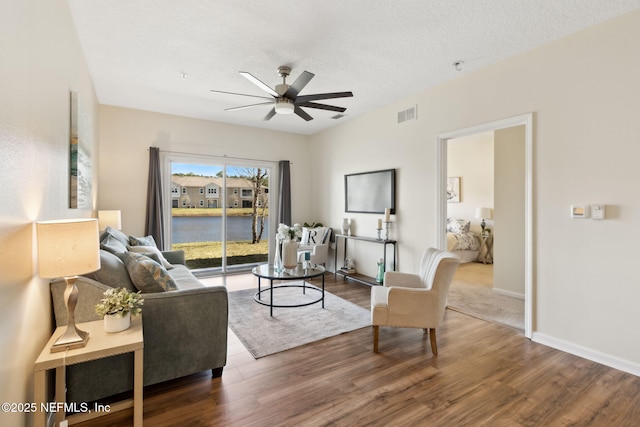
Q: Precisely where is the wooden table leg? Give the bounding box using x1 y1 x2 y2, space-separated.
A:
133 348 143 427
55 366 65 426
34 370 46 427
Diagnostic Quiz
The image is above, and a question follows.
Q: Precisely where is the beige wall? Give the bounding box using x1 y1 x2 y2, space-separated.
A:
98 106 311 237
494 125 526 296
447 132 494 234
310 10 640 373
0 0 99 425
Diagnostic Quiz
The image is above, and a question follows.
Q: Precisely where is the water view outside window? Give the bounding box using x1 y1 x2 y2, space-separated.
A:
170 163 270 270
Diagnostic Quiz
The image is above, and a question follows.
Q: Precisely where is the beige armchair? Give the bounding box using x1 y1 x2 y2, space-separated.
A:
371 248 461 354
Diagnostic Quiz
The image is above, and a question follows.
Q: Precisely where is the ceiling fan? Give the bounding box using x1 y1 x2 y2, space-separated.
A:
211 66 353 121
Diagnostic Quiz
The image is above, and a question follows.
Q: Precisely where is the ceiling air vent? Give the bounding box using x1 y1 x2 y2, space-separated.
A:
397 105 417 124
331 114 346 120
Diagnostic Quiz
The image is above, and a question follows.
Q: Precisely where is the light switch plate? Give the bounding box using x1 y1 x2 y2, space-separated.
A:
592 204 605 220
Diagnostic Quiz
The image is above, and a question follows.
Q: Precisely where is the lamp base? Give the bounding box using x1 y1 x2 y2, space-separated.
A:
51 326 89 352
50 276 90 352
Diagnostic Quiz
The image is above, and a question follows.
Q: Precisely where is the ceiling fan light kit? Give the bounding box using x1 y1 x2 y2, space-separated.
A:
211 65 353 122
274 98 295 115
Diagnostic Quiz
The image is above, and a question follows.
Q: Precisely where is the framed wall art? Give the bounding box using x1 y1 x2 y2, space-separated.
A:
447 176 460 203
69 91 92 208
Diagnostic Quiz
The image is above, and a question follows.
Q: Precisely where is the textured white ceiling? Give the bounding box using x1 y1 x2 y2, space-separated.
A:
68 0 640 135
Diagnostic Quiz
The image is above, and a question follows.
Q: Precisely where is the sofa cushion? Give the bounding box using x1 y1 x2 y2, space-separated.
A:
100 226 129 247
84 250 136 292
127 245 173 270
168 265 205 290
123 252 178 293
129 234 157 248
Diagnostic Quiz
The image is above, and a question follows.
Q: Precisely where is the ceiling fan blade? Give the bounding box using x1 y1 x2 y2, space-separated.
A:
263 108 277 121
295 91 353 103
225 102 273 112
294 106 313 121
297 102 346 113
210 90 273 101
284 71 315 99
239 72 279 97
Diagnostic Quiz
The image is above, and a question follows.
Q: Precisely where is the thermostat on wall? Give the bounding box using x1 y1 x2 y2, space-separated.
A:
571 205 590 218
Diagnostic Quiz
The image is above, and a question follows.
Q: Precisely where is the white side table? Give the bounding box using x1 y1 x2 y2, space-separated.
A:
34 316 143 427
477 234 494 264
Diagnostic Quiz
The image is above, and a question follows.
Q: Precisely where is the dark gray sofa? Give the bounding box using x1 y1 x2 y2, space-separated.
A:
50 245 228 404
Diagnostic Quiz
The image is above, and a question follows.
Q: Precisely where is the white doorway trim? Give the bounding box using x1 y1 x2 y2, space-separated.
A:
436 113 533 338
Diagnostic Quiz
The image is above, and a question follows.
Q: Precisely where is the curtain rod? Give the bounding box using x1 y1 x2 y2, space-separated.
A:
153 148 291 165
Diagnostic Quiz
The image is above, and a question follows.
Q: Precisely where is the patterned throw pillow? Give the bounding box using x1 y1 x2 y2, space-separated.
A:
129 234 158 247
127 245 173 270
123 252 178 293
446 218 470 233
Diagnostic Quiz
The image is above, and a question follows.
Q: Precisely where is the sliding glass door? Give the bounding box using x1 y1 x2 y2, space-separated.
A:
168 158 272 273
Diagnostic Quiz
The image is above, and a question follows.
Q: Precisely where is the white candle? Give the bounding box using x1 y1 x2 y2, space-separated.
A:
384 208 391 222
377 218 382 229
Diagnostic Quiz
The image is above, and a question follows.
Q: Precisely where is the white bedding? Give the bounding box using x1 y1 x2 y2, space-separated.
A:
447 231 481 263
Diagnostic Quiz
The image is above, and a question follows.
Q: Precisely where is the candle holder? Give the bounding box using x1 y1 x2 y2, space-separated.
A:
384 221 391 240
376 228 382 240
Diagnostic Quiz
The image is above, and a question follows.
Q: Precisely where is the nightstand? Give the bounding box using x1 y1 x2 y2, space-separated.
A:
477 234 494 264
34 316 143 427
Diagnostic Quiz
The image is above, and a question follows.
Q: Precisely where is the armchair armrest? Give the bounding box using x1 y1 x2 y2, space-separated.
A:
383 271 423 288
162 249 186 265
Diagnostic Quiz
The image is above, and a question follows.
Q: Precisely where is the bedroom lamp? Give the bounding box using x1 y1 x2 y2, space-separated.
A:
36 218 100 352
475 207 493 236
98 209 122 230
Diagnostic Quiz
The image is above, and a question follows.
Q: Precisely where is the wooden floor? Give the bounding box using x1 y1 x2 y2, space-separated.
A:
77 272 640 426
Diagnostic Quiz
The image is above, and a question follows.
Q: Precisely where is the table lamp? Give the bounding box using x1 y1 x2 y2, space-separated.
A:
36 218 100 352
98 209 121 230
475 207 493 236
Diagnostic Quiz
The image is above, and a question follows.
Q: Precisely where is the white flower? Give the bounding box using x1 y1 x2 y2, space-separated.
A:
277 223 302 241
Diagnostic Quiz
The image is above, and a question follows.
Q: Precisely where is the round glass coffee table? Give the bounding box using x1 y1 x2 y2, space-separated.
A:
252 264 326 316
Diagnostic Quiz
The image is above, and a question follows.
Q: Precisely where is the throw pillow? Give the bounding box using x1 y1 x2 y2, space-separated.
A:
123 252 178 293
129 234 158 247
100 226 129 247
127 245 173 270
446 218 470 234
303 227 328 245
100 234 128 256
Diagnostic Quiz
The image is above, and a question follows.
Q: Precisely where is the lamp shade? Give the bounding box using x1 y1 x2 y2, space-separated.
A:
475 207 493 220
36 218 100 278
98 210 122 230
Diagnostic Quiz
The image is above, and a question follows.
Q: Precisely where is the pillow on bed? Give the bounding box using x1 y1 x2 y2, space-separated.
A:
446 218 470 233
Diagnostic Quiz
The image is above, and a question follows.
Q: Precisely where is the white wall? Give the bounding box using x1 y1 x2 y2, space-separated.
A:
447 132 494 234
0 0 99 425
98 106 311 236
494 125 526 296
310 10 640 374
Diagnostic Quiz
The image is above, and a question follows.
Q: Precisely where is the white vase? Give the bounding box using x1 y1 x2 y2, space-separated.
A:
282 240 299 269
104 313 131 333
341 218 350 235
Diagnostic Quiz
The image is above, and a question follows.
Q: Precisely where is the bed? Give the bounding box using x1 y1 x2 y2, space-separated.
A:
446 218 481 263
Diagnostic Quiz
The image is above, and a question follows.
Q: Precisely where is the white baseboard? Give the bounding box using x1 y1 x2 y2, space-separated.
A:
533 332 640 377
492 288 524 300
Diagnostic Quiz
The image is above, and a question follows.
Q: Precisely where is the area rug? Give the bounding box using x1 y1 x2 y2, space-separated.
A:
447 283 525 332
228 284 371 358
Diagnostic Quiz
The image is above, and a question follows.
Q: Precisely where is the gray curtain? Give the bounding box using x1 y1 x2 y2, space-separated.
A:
278 160 291 225
145 147 165 250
